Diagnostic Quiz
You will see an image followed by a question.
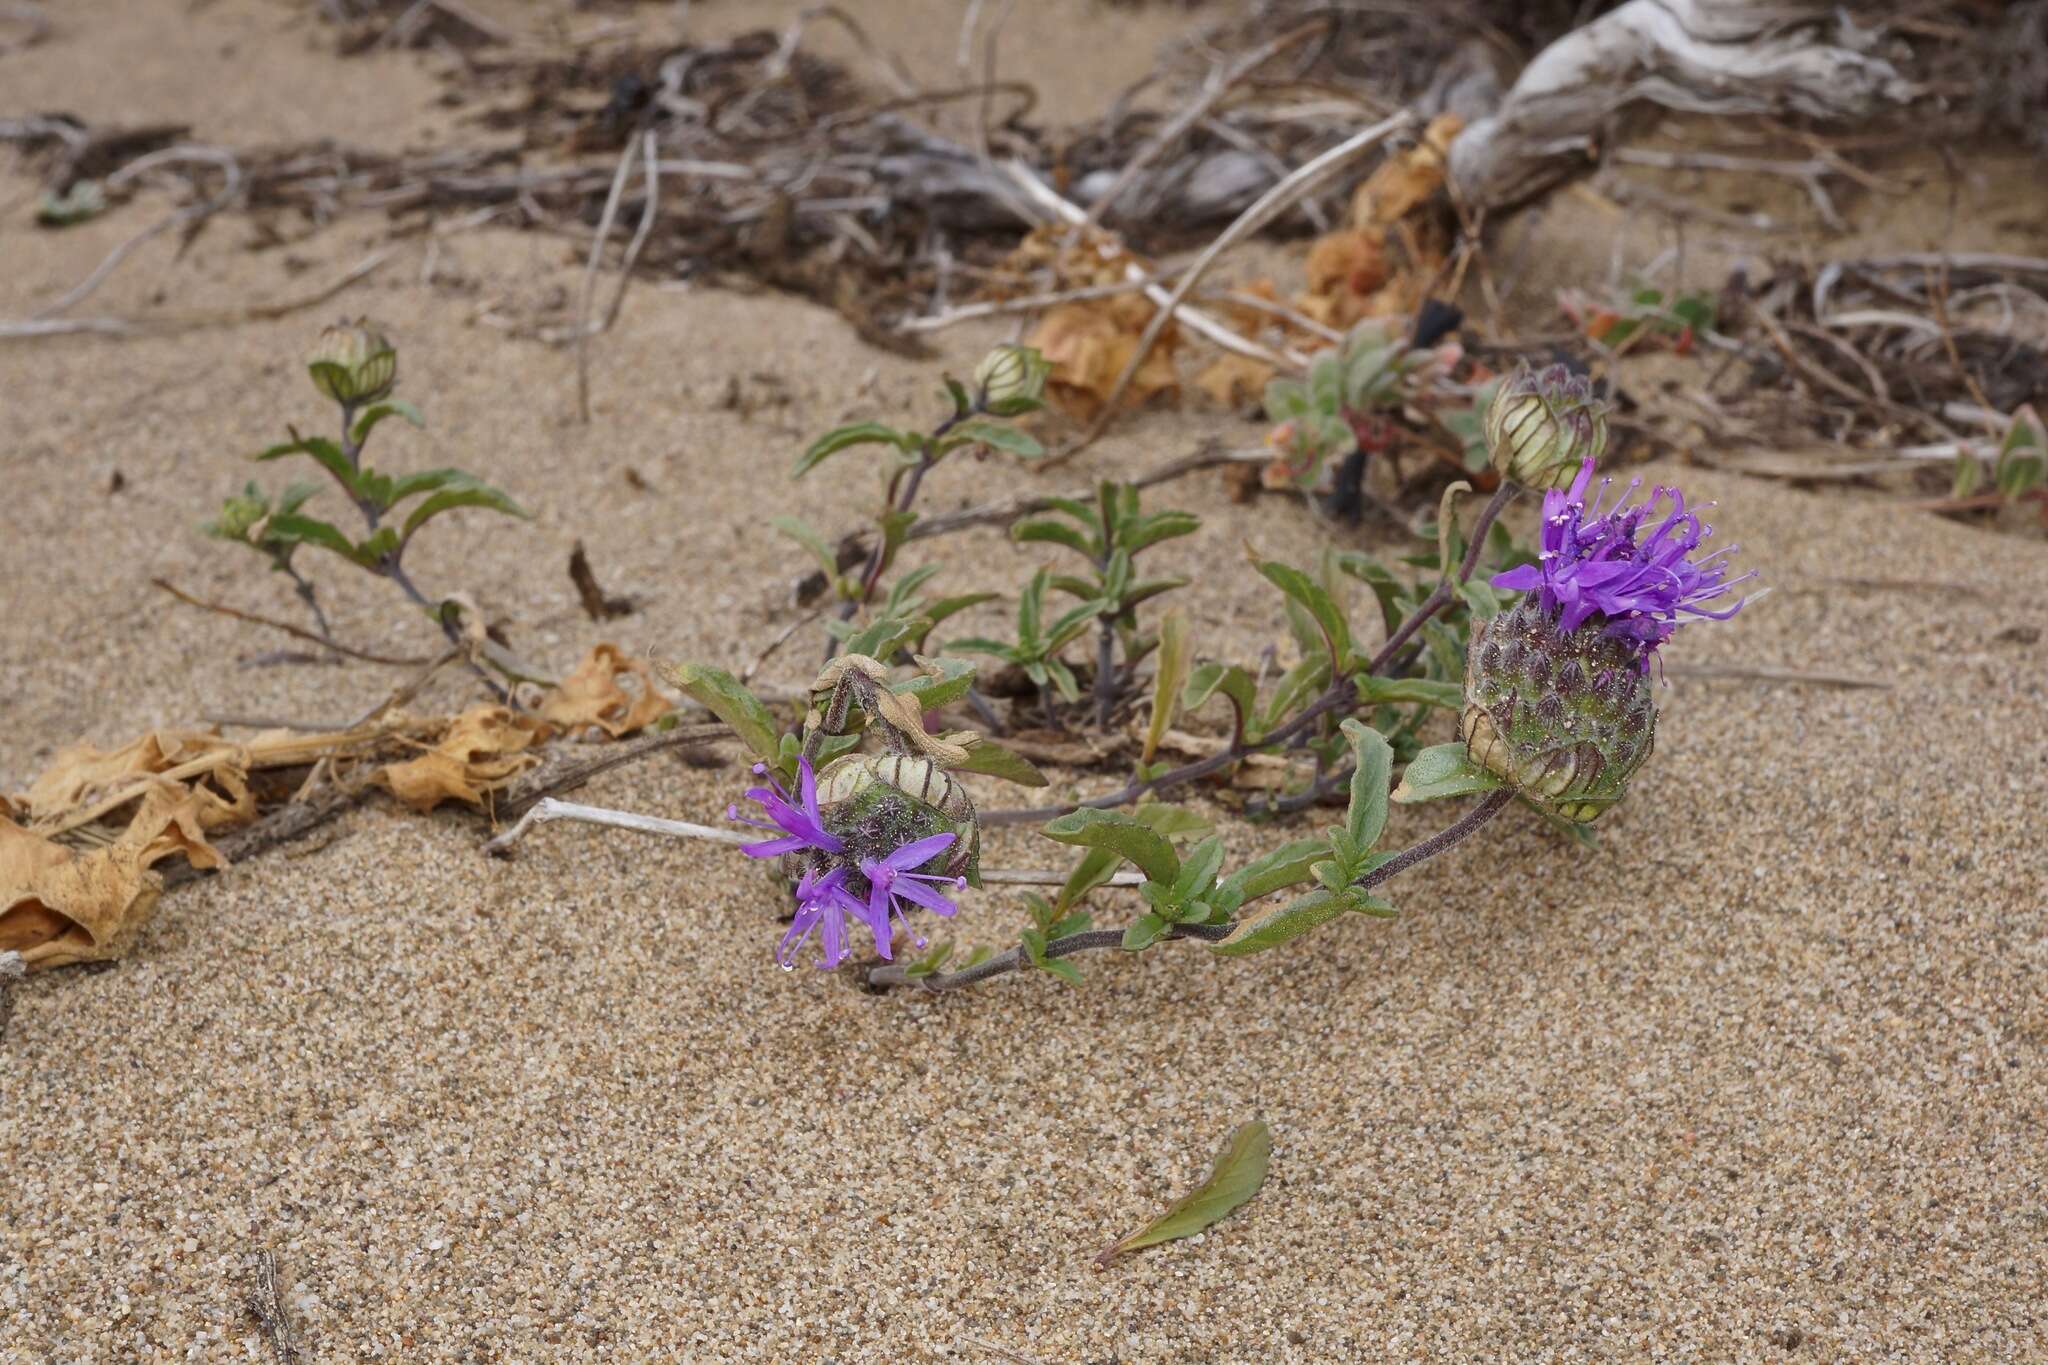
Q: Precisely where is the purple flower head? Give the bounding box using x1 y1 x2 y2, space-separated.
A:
1492 457 1755 668
728 756 844 860
860 832 964 959
776 865 878 971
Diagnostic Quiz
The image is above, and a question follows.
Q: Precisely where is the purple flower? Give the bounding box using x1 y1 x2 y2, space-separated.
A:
1492 457 1754 666
729 757 844 859
860 832 964 959
776 866 877 971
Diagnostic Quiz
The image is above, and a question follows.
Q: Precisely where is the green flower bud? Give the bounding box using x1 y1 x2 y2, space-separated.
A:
971 344 1050 411
814 752 980 883
1484 363 1607 489
1459 600 1655 822
307 318 397 405
205 488 269 543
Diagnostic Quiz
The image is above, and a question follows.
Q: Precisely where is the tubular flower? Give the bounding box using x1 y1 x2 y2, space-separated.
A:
1469 457 1754 821
859 832 965 958
775 866 876 971
1491 456 1754 668
728 757 845 860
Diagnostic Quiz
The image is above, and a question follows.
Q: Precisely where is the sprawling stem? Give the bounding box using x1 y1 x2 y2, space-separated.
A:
979 483 1518 827
866 786 1516 992
825 409 966 662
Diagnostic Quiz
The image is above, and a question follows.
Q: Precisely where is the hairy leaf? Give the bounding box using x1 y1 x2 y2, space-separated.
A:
1340 719 1393 851
1210 888 1348 956
661 662 782 763
1095 1121 1271 1267
793 421 909 478
1043 808 1180 884
400 476 530 539
1392 742 1505 803
1143 608 1192 764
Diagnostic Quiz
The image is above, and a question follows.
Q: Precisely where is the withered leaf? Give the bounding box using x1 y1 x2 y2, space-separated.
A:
1027 296 1180 422
379 705 548 812
536 643 673 739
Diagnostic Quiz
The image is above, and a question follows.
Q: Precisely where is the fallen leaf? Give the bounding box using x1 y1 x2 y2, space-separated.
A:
1194 354 1276 411
19 729 226 817
536 643 672 738
1095 1120 1272 1268
1349 112 1461 228
0 779 229 971
1027 295 1179 422
378 705 549 812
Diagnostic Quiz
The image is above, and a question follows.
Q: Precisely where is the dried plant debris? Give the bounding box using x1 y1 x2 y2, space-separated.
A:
0 645 686 969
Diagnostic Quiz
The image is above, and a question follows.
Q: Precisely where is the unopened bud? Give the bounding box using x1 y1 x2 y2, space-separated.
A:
1460 600 1654 822
971 344 1050 412
307 318 397 405
1484 363 1607 489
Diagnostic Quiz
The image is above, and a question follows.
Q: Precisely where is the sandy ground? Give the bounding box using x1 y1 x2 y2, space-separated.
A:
4 2 2048 1360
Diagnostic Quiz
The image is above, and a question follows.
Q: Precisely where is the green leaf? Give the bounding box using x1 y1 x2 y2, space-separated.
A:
1258 561 1351 670
1057 846 1123 914
1340 719 1393 851
265 512 373 567
1095 1121 1271 1267
349 399 425 445
1333 552 1407 637
1995 404 2045 497
1259 657 1330 735
662 662 783 763
771 515 843 586
1043 657 1081 703
254 436 357 494
1183 662 1258 744
1133 802 1213 843
1011 512 1094 555
1210 888 1349 956
1120 911 1172 952
1212 838 1330 914
953 738 1049 787
376 466 470 508
1120 510 1200 555
948 418 1045 458
1044 600 1106 653
1169 836 1226 905
1042 808 1181 884
271 481 322 519
841 615 926 661
400 475 530 539
1143 608 1193 764
1392 742 1505 803
793 421 910 478
1354 676 1463 710
945 636 1019 662
892 656 980 709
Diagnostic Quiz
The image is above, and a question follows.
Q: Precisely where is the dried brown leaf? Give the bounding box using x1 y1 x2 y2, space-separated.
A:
535 643 673 739
1028 296 1180 422
378 705 549 812
1194 354 1276 411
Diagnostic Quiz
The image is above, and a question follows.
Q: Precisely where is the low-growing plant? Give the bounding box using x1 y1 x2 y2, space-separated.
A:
512 352 1756 1001
1010 480 1198 729
204 320 531 685
779 343 1051 659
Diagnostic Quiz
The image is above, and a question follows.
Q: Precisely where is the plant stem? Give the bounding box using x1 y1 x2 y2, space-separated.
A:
866 786 1515 993
979 483 1518 826
825 408 968 662
282 561 333 638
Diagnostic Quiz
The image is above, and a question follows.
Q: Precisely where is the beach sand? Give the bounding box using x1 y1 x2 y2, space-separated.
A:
3 2 2046 1359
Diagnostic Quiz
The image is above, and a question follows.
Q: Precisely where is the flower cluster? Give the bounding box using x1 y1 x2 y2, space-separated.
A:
731 759 964 970
1492 457 1753 666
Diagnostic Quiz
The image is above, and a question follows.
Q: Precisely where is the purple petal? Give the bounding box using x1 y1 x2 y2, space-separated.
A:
881 832 957 872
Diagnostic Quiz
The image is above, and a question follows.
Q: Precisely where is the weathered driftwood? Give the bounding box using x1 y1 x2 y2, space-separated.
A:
1447 0 1915 210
